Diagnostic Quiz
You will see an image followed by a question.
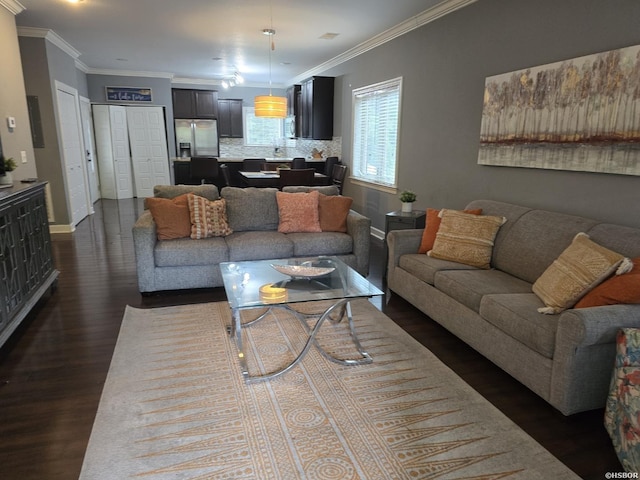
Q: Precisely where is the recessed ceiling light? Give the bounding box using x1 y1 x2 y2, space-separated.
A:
212 57 222 61
67 0 85 3
319 33 340 40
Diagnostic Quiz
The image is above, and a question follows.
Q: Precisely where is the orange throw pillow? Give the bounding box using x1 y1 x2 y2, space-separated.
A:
318 194 353 232
418 208 483 254
146 194 191 240
575 257 640 308
276 190 322 233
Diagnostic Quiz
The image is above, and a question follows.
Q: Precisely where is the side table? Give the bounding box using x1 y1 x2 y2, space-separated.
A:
384 210 426 277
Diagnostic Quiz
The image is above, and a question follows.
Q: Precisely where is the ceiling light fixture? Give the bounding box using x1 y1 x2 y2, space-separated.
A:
254 4 287 118
221 71 244 90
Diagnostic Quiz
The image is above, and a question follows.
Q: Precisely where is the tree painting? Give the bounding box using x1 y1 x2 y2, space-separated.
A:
478 44 640 176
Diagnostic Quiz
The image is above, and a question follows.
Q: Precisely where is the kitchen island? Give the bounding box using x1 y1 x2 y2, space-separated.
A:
173 157 328 186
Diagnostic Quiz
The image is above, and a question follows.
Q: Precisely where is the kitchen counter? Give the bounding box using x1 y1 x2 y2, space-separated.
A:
172 157 325 163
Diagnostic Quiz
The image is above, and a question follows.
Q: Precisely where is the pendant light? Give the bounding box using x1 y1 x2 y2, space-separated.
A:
254 6 287 118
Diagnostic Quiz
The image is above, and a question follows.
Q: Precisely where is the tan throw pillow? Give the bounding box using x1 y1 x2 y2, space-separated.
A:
418 208 483 254
428 209 506 269
146 194 191 240
276 190 322 233
187 194 233 239
532 232 633 314
318 194 353 232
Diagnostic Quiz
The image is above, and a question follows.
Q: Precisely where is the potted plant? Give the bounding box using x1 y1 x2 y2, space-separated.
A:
276 163 290 174
0 156 17 185
399 190 416 212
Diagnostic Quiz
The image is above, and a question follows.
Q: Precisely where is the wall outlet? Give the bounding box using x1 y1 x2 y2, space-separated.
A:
20 151 27 164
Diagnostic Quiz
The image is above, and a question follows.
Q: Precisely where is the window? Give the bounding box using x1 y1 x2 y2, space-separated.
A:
351 77 402 190
243 107 284 146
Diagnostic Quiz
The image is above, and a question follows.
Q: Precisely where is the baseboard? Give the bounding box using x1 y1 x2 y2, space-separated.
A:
49 224 75 234
371 226 384 241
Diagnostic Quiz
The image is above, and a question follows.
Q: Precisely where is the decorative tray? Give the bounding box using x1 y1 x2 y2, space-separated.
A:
270 264 335 278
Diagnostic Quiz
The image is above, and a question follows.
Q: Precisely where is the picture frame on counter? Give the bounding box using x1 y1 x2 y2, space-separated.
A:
105 86 153 103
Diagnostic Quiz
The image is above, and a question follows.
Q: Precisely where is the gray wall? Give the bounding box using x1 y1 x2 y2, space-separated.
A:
324 0 640 230
0 8 37 183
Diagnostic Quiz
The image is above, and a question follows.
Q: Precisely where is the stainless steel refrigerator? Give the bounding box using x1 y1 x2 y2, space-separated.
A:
174 119 219 157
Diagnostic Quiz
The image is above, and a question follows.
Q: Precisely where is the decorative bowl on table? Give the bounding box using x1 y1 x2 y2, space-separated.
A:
270 264 335 279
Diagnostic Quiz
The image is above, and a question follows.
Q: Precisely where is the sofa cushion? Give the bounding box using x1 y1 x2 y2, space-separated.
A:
222 187 280 232
488 208 599 284
225 231 293 261
575 257 640 308
276 191 322 233
155 237 228 267
286 232 353 257
318 194 353 232
434 269 533 313
480 293 559 359
398 254 478 285
153 184 219 201
428 209 506 269
188 195 233 239
146 194 191 240
533 232 631 314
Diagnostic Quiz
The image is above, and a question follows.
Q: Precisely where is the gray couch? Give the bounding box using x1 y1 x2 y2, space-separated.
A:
133 185 371 293
386 199 640 415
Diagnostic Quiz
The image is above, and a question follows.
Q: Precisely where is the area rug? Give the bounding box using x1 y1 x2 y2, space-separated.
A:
80 300 579 479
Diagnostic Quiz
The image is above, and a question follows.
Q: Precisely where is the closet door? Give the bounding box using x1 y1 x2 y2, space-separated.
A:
110 106 134 199
126 106 170 198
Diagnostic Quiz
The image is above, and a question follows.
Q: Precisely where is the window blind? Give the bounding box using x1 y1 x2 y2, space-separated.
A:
352 77 402 188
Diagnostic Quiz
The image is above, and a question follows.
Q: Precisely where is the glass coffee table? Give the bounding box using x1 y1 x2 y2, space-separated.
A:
220 256 383 383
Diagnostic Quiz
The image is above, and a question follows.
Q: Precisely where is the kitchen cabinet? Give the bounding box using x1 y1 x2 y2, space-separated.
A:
286 85 301 138
0 183 58 348
218 99 243 138
299 76 334 140
172 89 218 119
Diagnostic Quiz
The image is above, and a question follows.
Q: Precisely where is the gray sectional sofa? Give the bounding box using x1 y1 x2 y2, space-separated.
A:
133 184 371 293
386 199 640 415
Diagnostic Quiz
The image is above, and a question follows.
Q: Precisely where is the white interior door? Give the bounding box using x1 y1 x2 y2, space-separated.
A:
110 106 134 199
79 96 100 204
93 105 117 199
126 106 170 198
55 81 91 226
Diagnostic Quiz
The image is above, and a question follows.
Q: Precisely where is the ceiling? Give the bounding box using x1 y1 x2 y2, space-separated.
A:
14 0 473 87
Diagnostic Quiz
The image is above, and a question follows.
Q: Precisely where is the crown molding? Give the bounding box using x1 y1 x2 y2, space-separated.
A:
85 67 174 79
290 0 478 84
17 27 82 59
0 0 25 15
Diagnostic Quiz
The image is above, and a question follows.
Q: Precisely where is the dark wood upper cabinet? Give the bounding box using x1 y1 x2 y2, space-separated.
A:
298 76 334 140
218 99 243 138
172 88 218 119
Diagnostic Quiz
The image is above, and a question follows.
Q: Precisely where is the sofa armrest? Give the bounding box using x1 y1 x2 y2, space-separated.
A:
132 211 158 292
346 209 371 277
557 304 640 348
386 229 423 275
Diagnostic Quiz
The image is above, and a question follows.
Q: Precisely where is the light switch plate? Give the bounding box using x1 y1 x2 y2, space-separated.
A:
20 151 27 163
7 117 16 129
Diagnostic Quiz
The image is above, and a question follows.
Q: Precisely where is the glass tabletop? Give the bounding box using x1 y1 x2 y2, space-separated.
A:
220 256 383 310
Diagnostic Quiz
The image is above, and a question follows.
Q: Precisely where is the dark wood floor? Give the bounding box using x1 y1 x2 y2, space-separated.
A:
0 198 621 479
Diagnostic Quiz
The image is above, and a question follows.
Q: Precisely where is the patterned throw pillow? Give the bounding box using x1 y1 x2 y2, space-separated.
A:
276 191 322 233
418 208 483 254
146 194 191 240
533 232 632 314
428 209 506 269
187 194 233 239
318 194 353 232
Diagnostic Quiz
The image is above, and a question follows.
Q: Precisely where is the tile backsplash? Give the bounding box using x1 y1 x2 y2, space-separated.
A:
220 137 342 160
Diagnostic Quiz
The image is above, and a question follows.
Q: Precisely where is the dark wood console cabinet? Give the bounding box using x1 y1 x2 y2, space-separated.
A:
0 182 58 347
172 89 218 119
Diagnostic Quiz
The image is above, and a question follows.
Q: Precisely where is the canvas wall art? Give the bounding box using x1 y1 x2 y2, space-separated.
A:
478 44 640 176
